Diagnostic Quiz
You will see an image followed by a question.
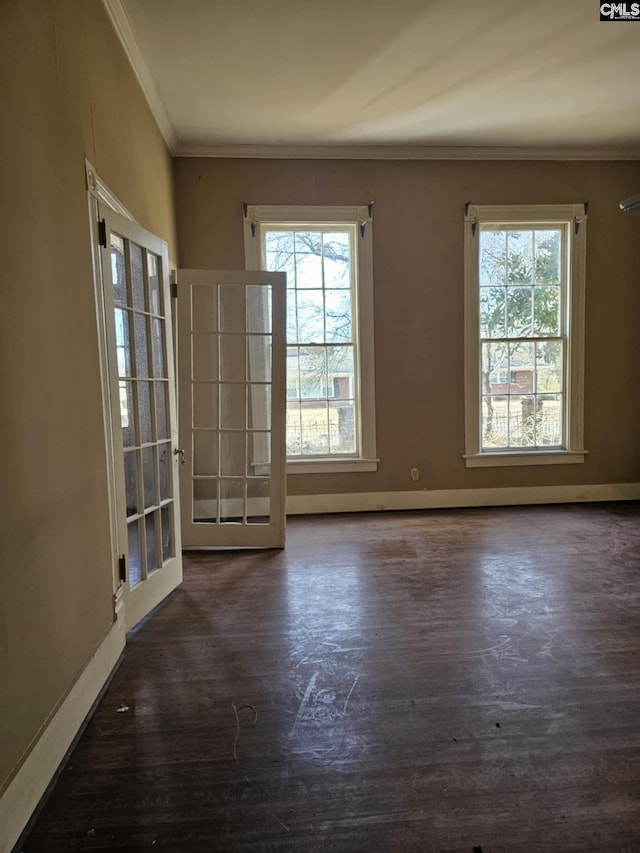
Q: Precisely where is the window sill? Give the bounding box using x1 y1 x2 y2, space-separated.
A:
287 457 379 474
464 450 586 468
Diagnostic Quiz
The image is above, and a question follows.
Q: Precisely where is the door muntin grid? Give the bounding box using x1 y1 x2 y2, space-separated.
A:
191 283 273 526
110 233 176 586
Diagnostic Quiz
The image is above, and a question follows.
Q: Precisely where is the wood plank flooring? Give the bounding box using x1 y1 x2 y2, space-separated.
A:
18 504 640 852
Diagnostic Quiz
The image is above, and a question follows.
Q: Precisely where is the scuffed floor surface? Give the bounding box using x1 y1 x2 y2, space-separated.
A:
19 504 640 852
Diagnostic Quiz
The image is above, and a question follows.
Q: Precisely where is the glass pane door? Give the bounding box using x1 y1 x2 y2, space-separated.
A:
178 270 286 549
101 208 182 630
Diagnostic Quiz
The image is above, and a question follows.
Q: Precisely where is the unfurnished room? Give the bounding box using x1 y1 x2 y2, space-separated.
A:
2 1 640 851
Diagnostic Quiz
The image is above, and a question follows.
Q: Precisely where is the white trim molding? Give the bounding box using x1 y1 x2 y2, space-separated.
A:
85 159 137 221
101 0 178 153
286 483 640 516
463 450 586 468
287 457 380 474
0 623 125 853
176 143 640 161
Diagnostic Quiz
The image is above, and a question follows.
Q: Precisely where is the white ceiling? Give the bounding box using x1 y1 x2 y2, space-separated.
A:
109 0 640 157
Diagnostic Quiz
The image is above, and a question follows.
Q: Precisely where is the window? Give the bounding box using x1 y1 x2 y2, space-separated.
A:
244 205 377 472
464 204 587 467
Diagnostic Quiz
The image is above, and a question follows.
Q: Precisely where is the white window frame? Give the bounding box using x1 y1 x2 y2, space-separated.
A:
463 203 587 468
244 204 378 474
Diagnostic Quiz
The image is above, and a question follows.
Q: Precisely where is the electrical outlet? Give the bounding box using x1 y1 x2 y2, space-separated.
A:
410 467 420 482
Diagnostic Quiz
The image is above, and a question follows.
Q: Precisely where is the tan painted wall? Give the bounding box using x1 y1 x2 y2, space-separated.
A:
0 0 176 797
174 157 640 497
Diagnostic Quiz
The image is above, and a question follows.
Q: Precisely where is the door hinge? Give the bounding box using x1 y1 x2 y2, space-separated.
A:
118 553 126 583
170 282 178 298
98 218 107 249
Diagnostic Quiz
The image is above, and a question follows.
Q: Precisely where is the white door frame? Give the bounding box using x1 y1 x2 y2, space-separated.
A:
86 160 182 630
86 161 127 625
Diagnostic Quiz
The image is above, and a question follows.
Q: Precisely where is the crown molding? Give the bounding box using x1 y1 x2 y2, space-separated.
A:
175 143 640 161
101 0 177 153
99 1 640 164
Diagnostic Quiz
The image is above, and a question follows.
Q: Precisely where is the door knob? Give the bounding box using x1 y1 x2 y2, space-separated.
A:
173 447 185 465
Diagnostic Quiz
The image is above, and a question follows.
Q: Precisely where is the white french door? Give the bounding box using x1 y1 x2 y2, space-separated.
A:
177 269 286 549
99 207 183 630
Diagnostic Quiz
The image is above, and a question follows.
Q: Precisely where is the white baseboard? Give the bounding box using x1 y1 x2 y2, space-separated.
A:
0 620 125 853
286 483 640 515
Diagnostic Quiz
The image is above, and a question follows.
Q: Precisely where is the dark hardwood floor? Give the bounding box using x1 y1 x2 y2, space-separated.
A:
18 504 640 852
